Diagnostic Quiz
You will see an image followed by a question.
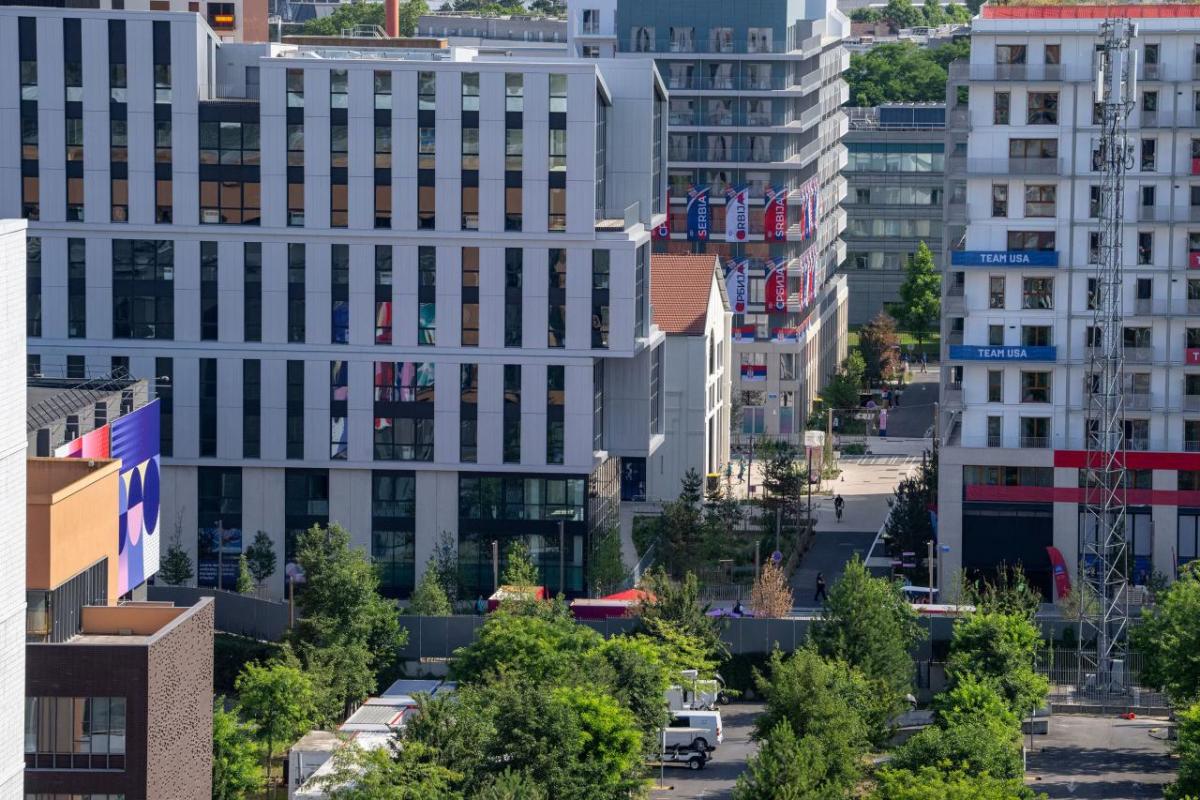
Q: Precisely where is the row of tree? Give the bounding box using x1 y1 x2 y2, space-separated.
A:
846 39 970 107
851 0 975 30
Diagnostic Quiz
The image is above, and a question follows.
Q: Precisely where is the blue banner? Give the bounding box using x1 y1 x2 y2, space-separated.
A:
949 345 1057 361
686 186 710 241
951 250 1058 267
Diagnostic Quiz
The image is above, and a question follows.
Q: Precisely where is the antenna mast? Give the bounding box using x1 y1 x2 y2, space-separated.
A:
1080 17 1136 691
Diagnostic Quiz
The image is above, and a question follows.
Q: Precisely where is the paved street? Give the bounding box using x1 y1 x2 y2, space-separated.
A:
652 702 763 799
790 530 876 606
888 369 939 439
1026 714 1176 799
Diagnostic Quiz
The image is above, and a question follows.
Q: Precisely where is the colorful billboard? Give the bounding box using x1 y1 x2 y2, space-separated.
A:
109 401 162 595
54 424 110 459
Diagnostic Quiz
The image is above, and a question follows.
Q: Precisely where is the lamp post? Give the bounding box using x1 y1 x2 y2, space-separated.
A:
550 508 575 595
215 520 224 591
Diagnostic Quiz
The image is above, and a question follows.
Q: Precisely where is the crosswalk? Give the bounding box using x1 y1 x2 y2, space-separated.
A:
838 454 917 467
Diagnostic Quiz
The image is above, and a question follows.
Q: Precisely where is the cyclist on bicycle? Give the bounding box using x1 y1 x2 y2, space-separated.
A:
834 494 845 522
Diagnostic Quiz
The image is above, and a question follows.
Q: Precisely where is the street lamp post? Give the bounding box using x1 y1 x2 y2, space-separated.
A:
550 508 576 594
215 520 224 591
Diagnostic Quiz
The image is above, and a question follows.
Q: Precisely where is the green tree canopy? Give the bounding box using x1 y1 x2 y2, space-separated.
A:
883 0 924 29
409 560 453 616
896 242 941 346
235 657 317 784
871 765 1043 800
732 720 831 800
1168 702 1200 800
945 611 1048 718
850 7 882 22
859 311 901 387
325 741 463 800
501 540 542 587
212 703 262 800
922 0 948 25
235 554 255 594
1132 564 1200 706
846 42 952 106
244 531 276 586
637 569 727 668
303 0 428 36
451 605 603 685
159 516 194 586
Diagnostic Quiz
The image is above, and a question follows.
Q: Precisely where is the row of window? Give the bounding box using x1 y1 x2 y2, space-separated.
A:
25 696 127 771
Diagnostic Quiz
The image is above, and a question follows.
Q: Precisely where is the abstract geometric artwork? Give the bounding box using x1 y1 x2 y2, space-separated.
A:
110 401 162 595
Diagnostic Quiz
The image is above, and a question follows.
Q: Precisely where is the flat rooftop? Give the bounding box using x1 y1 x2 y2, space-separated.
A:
983 1 1200 17
66 601 209 646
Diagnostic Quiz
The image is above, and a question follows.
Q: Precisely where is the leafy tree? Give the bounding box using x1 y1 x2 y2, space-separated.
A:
212 703 262 800
945 3 973 23
749 560 794 618
680 467 704 505
871 765 1042 799
821 368 862 411
859 311 901 387
922 0 947 25
732 720 830 800
850 7 883 21
1168 703 1200 800
946 611 1049 718
890 719 1022 779
431 529 462 603
883 0 923 29
843 350 867 390
896 243 941 346
752 649 869 793
528 0 565 15
589 526 627 596
884 468 935 579
291 523 407 723
932 672 1018 730
235 556 254 594
452 604 603 685
159 511 194 586
324 741 463 800
244 531 276 587
235 658 317 785
704 482 743 539
638 569 728 666
409 559 453 616
1133 564 1200 705
594 637 672 746
811 557 923 743
930 36 971 68
303 0 428 36
401 693 494 784
964 563 1041 620
501 540 541 587
476 769 547 800
846 42 952 106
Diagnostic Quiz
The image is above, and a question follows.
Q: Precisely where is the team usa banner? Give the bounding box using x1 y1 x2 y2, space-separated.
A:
724 258 748 314
763 186 788 242
796 177 821 241
765 257 788 312
653 190 671 240
724 185 749 242
686 185 710 241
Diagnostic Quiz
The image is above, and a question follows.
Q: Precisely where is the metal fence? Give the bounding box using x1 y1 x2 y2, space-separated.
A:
1035 648 1170 712
148 585 290 641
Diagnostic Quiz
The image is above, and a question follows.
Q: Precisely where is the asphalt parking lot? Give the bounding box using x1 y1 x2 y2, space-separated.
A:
1026 713 1176 799
649 702 763 800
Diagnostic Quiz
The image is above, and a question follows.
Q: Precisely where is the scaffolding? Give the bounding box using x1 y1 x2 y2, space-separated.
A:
1079 18 1136 691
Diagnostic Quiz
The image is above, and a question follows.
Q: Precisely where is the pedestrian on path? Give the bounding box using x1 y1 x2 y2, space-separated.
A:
879 408 888 438
814 572 828 603
921 353 928 373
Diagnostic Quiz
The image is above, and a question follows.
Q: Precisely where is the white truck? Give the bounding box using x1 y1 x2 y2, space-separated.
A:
666 671 730 711
663 709 724 753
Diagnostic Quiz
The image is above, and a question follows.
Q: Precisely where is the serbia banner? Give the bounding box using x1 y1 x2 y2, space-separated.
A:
686 185 710 241
741 363 767 382
653 190 671 240
763 186 788 242
725 259 748 314
724 186 749 242
765 258 788 312
1046 546 1072 599
732 325 757 343
772 327 799 344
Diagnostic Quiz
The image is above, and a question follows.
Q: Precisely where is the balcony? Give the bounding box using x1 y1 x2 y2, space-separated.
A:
946 330 964 345
1020 436 1051 449
1125 346 1155 363
968 157 1063 176
622 36 798 55
1186 439 1200 452
668 146 790 164
944 382 963 405
968 63 1080 81
1184 395 1200 412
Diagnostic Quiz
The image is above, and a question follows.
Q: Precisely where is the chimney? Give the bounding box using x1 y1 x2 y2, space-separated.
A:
385 0 399 37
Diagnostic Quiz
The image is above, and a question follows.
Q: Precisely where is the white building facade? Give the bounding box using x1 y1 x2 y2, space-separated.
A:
1 7 669 599
939 3 1200 598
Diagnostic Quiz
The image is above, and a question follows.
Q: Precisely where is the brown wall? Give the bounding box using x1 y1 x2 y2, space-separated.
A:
26 458 120 603
82 604 186 636
240 0 267 43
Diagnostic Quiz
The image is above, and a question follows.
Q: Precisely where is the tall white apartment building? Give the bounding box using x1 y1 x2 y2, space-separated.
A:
0 7 669 599
939 2 1200 598
568 0 850 448
0 220 27 799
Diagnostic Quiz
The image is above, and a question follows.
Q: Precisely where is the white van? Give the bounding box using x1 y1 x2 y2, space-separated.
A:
664 710 723 752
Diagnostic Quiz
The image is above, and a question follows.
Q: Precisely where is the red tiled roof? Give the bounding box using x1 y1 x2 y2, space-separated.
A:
651 254 722 336
983 3 1200 18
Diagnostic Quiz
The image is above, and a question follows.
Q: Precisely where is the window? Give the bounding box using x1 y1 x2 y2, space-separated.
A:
631 26 655 52
987 370 1003 402
198 178 259 226
374 70 392 109
1142 138 1156 171
992 184 1008 217
331 244 349 345
1027 92 1058 124
329 69 348 108
1021 371 1051 403
994 91 1010 124
635 245 648 338
549 74 567 231
199 121 260 166
1020 416 1049 448
67 239 86 339
1022 277 1054 309
460 364 477 463
650 345 663 435
418 247 436 345
506 74 524 231
549 249 566 347
330 360 348 460
374 362 434 462
244 243 262 342
285 469 328 569
461 248 479 346
25 697 127 767
372 472 416 597
989 276 1006 309
1024 185 1056 217
26 237 40 338
286 360 305 459
503 365 521 463
505 249 522 347
156 357 173 456
417 72 436 229
112 240 173 339
243 359 260 459
1022 325 1052 346
1138 231 1153 265
375 75 392 229
593 361 605 451
988 324 1004 346
547 365 565 464
1045 44 1061 65
200 242 218 341
286 69 304 107
375 246 393 345
996 44 1026 64
288 244 305 343
1007 230 1055 251
592 250 609 348
199 358 217 456
1008 138 1057 160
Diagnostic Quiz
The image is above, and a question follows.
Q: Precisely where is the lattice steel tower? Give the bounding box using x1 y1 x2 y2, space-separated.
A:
1080 17 1136 691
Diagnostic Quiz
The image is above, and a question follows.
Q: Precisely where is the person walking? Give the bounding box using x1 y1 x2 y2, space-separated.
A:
833 494 844 522
813 572 828 603
878 407 888 438
921 352 928 373
475 595 487 615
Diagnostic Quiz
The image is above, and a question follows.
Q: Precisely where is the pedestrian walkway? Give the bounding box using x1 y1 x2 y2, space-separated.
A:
1026 714 1174 799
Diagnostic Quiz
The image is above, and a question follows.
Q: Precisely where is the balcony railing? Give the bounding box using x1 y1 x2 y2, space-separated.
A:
1020 436 1051 449
968 63 1077 81
622 37 799 54
1186 439 1200 452
1127 437 1151 452
946 330 963 345
668 146 790 164
664 75 798 92
1185 395 1200 412
1125 346 1155 363
968 157 1063 176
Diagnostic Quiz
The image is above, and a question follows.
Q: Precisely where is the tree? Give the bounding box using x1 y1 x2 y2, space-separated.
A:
527 0 565 15
638 569 728 666
871 765 1042 800
451 606 602 685
821 368 861 411
501 540 541 587
850 7 883 21
476 769 547 800
409 560 453 616
895 243 941 347
212 703 262 800
594 637 672 746
244 531 276 588
883 0 924 30
945 3 973 23
922 0 948 25
859 311 901 388
291 523 407 723
235 554 255 594
324 741 463 800
945 611 1049 718
752 649 870 793
303 0 428 36
884 471 935 579
1134 565 1200 705
589 526 627 597
732 720 830 800
431 529 461 603
235 658 317 786
846 42 952 106
159 511 195 586
1168 703 1200 800
843 350 867 390
964 564 1041 620
749 560 794 618
810 557 923 743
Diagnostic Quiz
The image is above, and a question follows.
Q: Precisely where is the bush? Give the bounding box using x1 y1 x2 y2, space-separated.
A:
214 634 283 695
889 720 1023 780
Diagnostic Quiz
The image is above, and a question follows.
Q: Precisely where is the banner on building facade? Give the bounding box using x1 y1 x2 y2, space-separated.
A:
741 363 767 382
724 259 748 314
764 186 788 242
765 257 788 312
653 190 671 240
724 185 749 242
686 185 709 241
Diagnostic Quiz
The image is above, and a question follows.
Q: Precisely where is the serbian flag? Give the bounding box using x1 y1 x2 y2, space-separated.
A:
763 186 788 242
732 325 757 343
807 259 816 304
724 258 748 314
1046 546 1072 599
807 181 819 239
772 327 799 344
741 363 767 382
653 191 671 240
724 185 749 243
686 185 710 241
765 257 788 312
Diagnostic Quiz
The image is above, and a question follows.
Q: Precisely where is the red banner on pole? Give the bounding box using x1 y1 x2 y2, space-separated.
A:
1046 546 1072 599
